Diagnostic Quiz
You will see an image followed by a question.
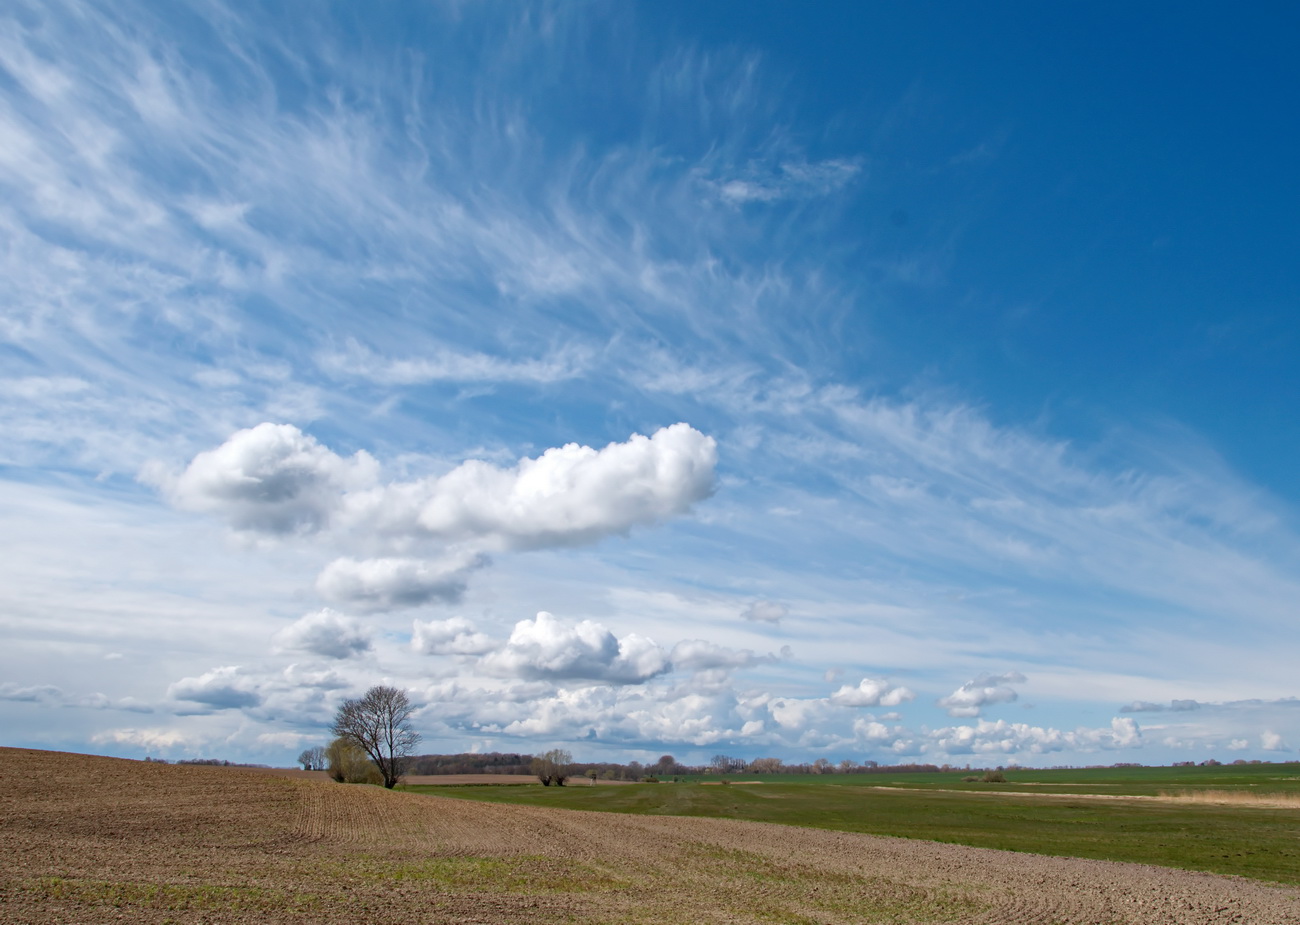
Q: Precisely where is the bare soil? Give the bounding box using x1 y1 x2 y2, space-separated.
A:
2 747 1297 924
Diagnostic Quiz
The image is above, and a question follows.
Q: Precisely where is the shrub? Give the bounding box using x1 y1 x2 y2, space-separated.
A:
326 737 383 785
982 770 1007 783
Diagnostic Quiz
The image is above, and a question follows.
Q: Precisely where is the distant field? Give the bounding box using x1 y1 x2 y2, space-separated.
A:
406 763 1300 885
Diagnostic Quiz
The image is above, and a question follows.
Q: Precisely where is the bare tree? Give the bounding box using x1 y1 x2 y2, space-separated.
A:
331 685 421 789
531 748 573 786
298 745 327 770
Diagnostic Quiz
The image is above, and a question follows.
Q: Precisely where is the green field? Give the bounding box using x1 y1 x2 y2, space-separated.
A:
404 763 1300 886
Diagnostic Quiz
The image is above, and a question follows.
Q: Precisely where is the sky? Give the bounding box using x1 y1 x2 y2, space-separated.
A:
2 0 1299 769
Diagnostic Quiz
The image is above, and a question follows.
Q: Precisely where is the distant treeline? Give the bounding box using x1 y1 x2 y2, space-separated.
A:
402 752 959 781
143 757 272 768
407 752 534 775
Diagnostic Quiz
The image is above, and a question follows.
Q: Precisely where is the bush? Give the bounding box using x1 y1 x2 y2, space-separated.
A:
326 737 383 785
982 770 1006 783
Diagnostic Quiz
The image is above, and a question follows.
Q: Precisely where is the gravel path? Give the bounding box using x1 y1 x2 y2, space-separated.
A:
2 747 1297 924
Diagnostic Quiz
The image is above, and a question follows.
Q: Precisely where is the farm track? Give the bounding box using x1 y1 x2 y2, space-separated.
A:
2 748 1298 924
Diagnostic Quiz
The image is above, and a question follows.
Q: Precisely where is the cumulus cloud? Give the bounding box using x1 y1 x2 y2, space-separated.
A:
741 600 788 623
315 554 484 611
928 716 1142 756
273 609 372 659
937 671 1026 717
344 422 717 551
150 423 377 535
167 666 261 709
412 616 496 656
157 423 717 611
479 612 670 684
1262 730 1289 751
830 677 915 708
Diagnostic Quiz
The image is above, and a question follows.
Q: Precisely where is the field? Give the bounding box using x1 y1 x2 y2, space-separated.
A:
407 763 1300 886
3 748 1300 924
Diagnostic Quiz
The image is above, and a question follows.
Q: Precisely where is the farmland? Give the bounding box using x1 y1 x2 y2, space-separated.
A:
3 747 1299 924
406 762 1300 885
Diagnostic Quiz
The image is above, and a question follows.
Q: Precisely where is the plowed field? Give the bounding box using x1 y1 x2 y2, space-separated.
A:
2 747 1297 924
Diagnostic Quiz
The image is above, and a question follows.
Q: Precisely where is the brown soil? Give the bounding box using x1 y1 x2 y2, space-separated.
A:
2 747 1297 924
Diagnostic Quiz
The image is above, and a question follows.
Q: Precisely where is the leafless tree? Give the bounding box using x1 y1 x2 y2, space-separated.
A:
331 685 421 788
298 745 327 770
531 748 573 786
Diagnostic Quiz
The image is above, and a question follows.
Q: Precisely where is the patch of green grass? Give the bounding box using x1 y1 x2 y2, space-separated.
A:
406 767 1300 886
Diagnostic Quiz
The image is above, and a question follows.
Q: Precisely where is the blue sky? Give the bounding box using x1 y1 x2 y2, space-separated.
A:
2 0 1298 768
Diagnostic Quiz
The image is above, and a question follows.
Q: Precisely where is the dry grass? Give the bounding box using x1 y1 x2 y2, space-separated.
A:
1156 789 1300 809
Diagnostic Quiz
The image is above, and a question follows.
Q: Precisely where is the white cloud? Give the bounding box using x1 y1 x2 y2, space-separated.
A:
741 600 788 623
712 157 862 205
91 727 195 752
155 423 717 612
412 616 496 656
315 554 484 612
938 671 1026 717
342 422 717 552
167 666 261 710
479 611 670 684
151 423 377 536
928 716 1142 757
273 608 372 659
670 639 765 672
319 339 590 385
829 677 915 708
1262 730 1288 751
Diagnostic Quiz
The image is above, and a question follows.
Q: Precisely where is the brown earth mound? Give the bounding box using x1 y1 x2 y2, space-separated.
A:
2 746 1297 924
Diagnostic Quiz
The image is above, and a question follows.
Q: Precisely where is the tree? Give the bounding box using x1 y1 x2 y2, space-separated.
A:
531 748 573 786
298 745 327 771
331 685 421 789
325 737 382 784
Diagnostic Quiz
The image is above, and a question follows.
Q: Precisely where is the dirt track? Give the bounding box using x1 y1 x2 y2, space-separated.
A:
2 748 1297 924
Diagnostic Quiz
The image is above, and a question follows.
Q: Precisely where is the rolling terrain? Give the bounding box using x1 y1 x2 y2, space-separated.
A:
2 747 1298 924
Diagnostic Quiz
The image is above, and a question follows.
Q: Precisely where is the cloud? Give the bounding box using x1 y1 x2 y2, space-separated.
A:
151 423 377 536
928 716 1142 756
669 639 766 672
937 671 1026 717
0 682 62 703
342 422 717 552
91 727 195 752
1261 730 1288 751
830 677 915 708
412 616 496 656
712 157 862 205
167 666 261 710
319 339 590 385
156 423 717 611
479 611 670 684
273 609 372 659
1120 699 1201 713
315 554 484 612
741 600 788 623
